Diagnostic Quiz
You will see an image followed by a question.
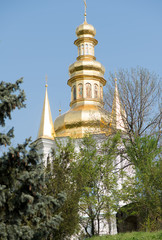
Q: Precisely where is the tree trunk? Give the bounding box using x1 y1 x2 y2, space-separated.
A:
97 215 100 235
91 218 95 236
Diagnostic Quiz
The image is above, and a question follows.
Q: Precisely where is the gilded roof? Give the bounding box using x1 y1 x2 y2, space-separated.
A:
37 85 55 140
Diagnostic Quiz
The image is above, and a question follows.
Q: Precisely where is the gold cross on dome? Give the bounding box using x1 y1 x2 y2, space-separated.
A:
114 71 117 82
83 0 87 22
45 74 48 87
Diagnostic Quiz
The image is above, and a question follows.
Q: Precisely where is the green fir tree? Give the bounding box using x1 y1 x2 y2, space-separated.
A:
0 78 65 240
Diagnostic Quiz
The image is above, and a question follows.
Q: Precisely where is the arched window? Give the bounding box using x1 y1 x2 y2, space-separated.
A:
90 44 94 55
85 44 88 55
90 44 93 55
86 83 92 98
89 44 91 54
78 83 83 98
73 85 76 100
92 44 94 55
81 44 84 55
100 86 103 100
94 84 98 98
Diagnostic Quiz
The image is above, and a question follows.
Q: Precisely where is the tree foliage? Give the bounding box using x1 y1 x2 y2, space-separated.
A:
74 134 121 237
105 67 162 232
44 139 80 240
44 134 121 238
0 140 65 240
0 78 26 146
120 135 162 231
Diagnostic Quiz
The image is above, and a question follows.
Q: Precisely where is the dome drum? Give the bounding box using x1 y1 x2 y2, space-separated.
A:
69 80 104 106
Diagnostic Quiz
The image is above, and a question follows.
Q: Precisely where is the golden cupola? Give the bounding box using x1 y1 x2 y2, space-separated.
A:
54 12 110 138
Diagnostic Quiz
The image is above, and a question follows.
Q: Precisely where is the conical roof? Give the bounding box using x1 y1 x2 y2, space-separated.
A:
37 84 55 139
111 78 126 131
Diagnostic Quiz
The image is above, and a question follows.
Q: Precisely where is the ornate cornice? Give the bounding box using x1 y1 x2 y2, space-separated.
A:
67 75 106 86
74 37 98 46
77 55 96 61
69 98 104 107
69 63 105 75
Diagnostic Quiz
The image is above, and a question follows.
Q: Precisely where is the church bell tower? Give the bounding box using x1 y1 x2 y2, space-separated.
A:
54 4 110 138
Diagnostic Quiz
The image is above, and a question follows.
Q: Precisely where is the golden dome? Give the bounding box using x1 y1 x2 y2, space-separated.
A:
54 103 110 138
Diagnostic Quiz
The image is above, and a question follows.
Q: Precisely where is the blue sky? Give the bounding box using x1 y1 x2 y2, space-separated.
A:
0 0 162 145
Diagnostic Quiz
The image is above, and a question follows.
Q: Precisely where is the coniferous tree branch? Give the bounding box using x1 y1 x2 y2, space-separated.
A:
0 78 26 127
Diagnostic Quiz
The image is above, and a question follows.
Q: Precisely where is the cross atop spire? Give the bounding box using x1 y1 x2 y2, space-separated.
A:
45 74 48 87
114 70 117 82
83 0 87 23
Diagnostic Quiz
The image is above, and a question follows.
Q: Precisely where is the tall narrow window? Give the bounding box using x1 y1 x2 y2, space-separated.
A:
94 84 98 98
78 83 83 98
85 44 88 55
73 85 76 100
92 44 94 55
100 86 103 100
90 44 94 55
86 83 92 98
81 44 84 55
89 44 92 55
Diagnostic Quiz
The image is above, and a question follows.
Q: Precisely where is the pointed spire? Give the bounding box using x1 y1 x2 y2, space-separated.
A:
83 0 87 23
111 74 126 131
37 77 55 139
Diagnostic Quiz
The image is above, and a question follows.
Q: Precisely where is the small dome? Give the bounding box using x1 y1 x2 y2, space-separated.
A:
76 22 96 37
